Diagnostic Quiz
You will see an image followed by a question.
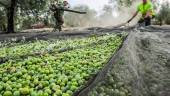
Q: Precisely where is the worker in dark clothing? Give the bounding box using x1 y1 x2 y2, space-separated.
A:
50 1 69 31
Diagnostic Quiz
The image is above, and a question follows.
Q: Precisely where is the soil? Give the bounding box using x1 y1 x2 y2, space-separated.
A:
0 26 133 42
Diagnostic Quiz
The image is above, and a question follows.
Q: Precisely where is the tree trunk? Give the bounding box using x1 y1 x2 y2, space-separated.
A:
7 0 17 33
2 24 6 31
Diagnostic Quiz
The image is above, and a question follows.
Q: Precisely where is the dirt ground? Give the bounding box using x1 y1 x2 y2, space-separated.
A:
0 25 169 42
0 26 126 42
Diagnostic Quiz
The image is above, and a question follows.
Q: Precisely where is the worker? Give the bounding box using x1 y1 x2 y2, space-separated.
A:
50 0 70 31
127 0 155 26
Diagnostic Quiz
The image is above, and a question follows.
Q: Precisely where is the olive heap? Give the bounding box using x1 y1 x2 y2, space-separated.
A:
0 34 124 96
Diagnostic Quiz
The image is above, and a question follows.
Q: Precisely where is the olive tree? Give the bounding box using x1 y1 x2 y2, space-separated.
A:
0 0 48 33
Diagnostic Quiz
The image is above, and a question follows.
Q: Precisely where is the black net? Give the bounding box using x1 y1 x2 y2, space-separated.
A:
75 28 170 96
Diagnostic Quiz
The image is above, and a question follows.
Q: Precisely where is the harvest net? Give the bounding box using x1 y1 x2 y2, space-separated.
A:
76 28 170 96
0 31 128 96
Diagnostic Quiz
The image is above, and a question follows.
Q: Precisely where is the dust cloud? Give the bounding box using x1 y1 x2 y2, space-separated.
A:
74 0 141 28
103 1 141 27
